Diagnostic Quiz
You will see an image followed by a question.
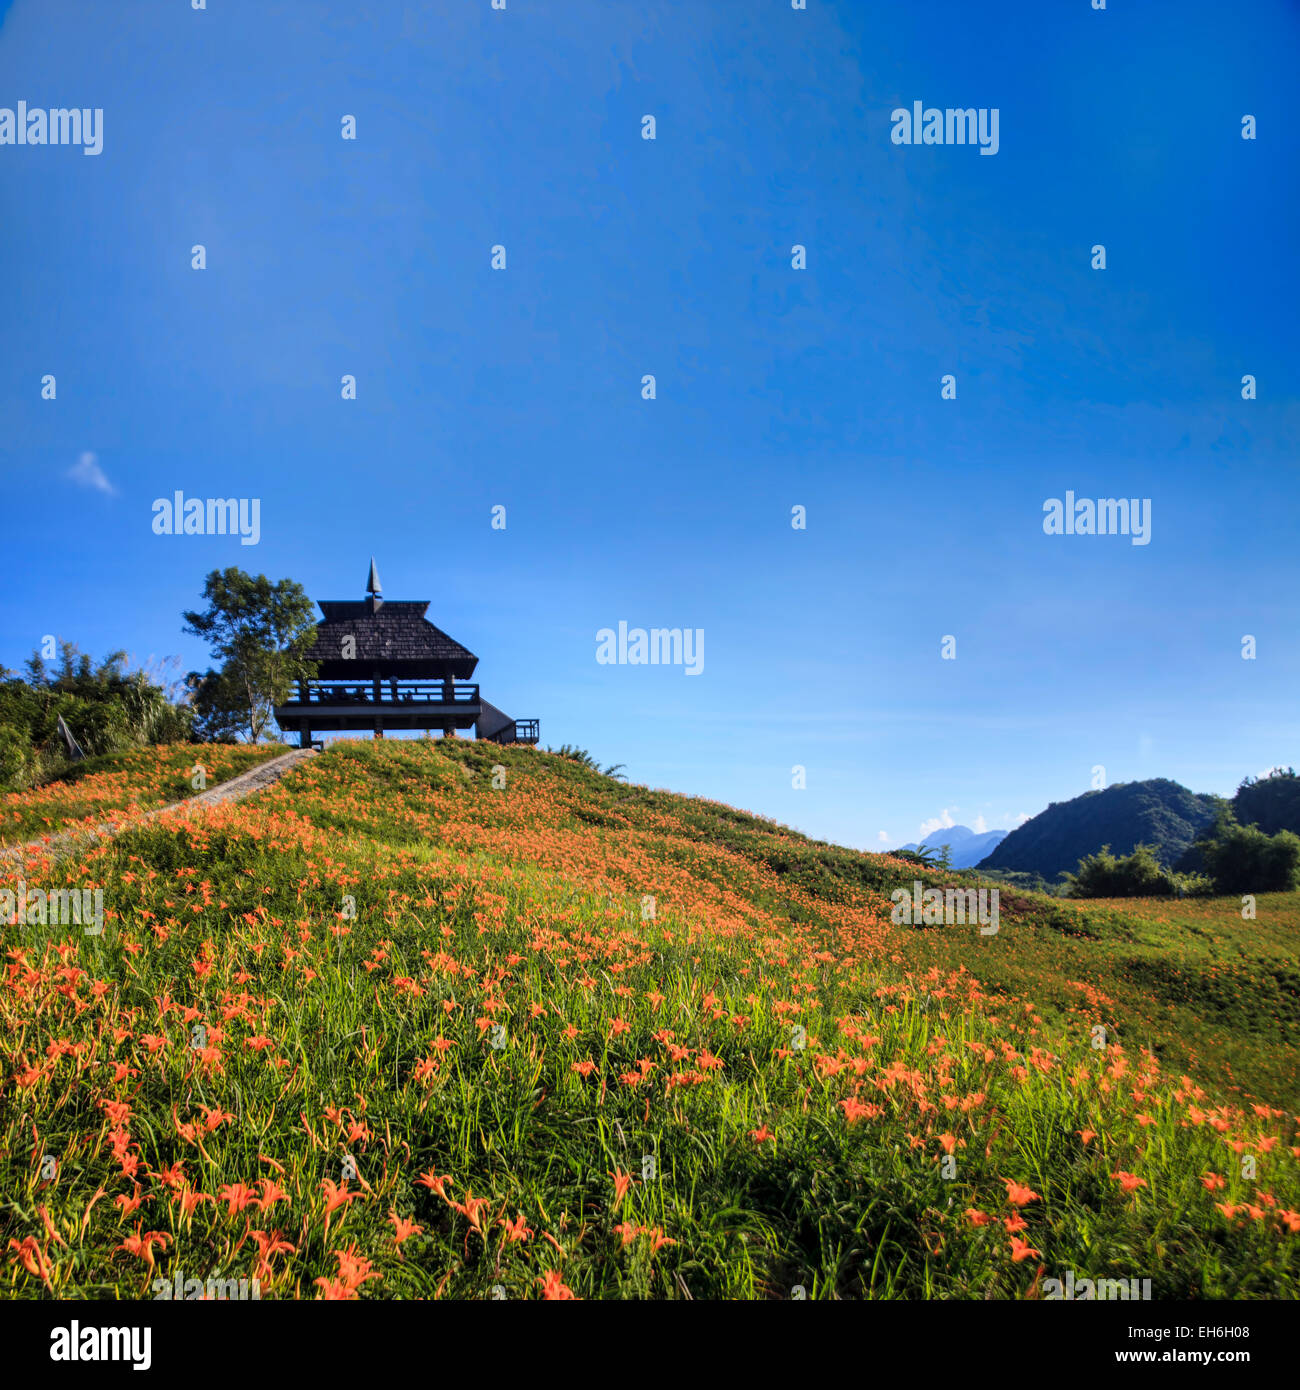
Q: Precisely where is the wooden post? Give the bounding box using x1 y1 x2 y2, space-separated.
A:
442 668 456 738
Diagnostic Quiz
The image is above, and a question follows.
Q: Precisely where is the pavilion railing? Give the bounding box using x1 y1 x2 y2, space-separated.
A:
287 681 481 706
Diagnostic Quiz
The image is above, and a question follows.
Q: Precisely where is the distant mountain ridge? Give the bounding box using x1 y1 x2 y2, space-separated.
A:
976 778 1219 882
899 824 1009 869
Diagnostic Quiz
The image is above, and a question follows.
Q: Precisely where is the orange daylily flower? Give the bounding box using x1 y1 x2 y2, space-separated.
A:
455 1191 490 1232
415 1171 452 1200
115 1226 171 1268
1111 1171 1147 1194
8 1236 53 1283
609 1170 633 1207
499 1213 533 1244
218 1182 257 1215
389 1210 423 1251
1002 1179 1040 1208
538 1269 576 1299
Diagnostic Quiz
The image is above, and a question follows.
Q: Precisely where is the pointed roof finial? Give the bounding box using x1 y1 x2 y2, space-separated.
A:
366 557 382 596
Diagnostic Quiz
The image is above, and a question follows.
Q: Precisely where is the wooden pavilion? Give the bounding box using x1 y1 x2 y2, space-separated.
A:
272 559 539 748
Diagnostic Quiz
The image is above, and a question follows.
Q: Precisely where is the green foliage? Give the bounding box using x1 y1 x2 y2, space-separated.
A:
1063 843 1207 899
1233 767 1300 837
185 664 254 744
983 778 1220 882
977 867 1067 897
546 743 599 768
545 746 627 781
891 842 941 869
0 725 29 787
1194 809 1300 895
0 642 194 789
182 568 318 743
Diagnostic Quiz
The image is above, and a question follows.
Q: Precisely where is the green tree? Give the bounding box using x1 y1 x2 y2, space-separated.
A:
1233 767 1300 836
1063 843 1200 898
183 569 318 743
184 665 253 744
0 642 195 787
893 842 941 869
544 746 628 780
0 725 29 788
547 744 598 768
1193 808 1300 895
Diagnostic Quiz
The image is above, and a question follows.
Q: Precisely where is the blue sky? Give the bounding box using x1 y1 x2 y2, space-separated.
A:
1 0 1296 851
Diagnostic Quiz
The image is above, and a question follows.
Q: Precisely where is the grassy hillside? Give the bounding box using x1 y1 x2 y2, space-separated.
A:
2 739 1296 1299
0 743 285 848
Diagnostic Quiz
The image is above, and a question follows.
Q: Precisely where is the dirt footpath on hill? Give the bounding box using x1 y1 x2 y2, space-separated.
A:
0 746 317 872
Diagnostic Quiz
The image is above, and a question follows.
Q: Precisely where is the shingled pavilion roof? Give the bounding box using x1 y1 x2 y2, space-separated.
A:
304 560 479 679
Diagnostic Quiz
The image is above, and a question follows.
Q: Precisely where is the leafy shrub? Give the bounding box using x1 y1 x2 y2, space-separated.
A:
1195 814 1300 895
546 745 626 778
1063 843 1204 899
0 725 29 789
1233 767 1300 837
547 744 598 767
0 642 196 788
977 867 1068 897
891 843 941 869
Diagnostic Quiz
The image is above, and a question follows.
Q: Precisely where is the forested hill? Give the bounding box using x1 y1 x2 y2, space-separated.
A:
977 778 1219 882
1233 769 1300 837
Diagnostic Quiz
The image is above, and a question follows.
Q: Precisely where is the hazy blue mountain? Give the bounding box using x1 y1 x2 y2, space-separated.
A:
899 825 1009 869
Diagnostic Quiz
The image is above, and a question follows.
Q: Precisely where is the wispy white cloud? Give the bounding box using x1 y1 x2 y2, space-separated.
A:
918 808 956 837
67 451 115 495
876 831 890 843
